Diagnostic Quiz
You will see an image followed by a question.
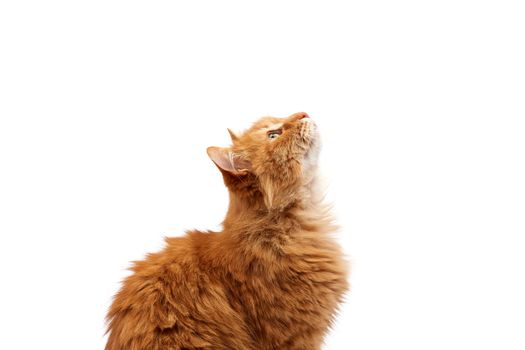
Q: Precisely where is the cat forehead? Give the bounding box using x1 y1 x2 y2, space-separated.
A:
248 117 284 132
232 117 285 144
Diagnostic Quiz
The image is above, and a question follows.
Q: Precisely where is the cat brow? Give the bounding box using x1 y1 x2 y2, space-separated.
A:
261 123 283 131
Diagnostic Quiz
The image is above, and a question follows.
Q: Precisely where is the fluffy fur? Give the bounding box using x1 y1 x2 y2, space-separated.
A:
105 112 349 349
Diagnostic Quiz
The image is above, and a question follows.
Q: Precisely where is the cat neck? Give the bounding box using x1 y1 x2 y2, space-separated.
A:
222 189 271 228
222 177 330 233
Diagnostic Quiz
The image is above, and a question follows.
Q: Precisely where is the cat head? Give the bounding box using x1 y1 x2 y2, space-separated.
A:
207 112 320 210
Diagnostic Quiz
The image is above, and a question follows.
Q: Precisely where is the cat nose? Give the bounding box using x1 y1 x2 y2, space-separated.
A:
291 112 310 120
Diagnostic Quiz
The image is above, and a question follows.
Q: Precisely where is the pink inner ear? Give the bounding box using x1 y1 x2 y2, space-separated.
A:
207 147 234 172
207 147 251 174
232 155 252 172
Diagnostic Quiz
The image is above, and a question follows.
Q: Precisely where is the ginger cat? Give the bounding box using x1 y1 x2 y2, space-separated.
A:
105 112 349 349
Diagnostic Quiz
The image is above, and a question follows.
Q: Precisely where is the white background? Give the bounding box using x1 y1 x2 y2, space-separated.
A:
0 1 524 349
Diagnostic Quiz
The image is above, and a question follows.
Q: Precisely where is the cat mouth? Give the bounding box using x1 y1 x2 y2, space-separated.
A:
299 118 318 144
299 121 319 163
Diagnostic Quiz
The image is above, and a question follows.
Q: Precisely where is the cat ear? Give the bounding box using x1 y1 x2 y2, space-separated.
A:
227 128 239 142
207 147 251 175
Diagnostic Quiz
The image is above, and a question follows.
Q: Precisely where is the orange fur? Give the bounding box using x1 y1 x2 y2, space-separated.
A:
105 112 349 349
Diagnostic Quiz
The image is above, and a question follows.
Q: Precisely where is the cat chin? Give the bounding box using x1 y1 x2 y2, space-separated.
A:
301 126 321 179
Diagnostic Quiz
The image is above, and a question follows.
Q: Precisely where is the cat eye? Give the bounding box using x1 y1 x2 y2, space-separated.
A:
267 129 282 139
